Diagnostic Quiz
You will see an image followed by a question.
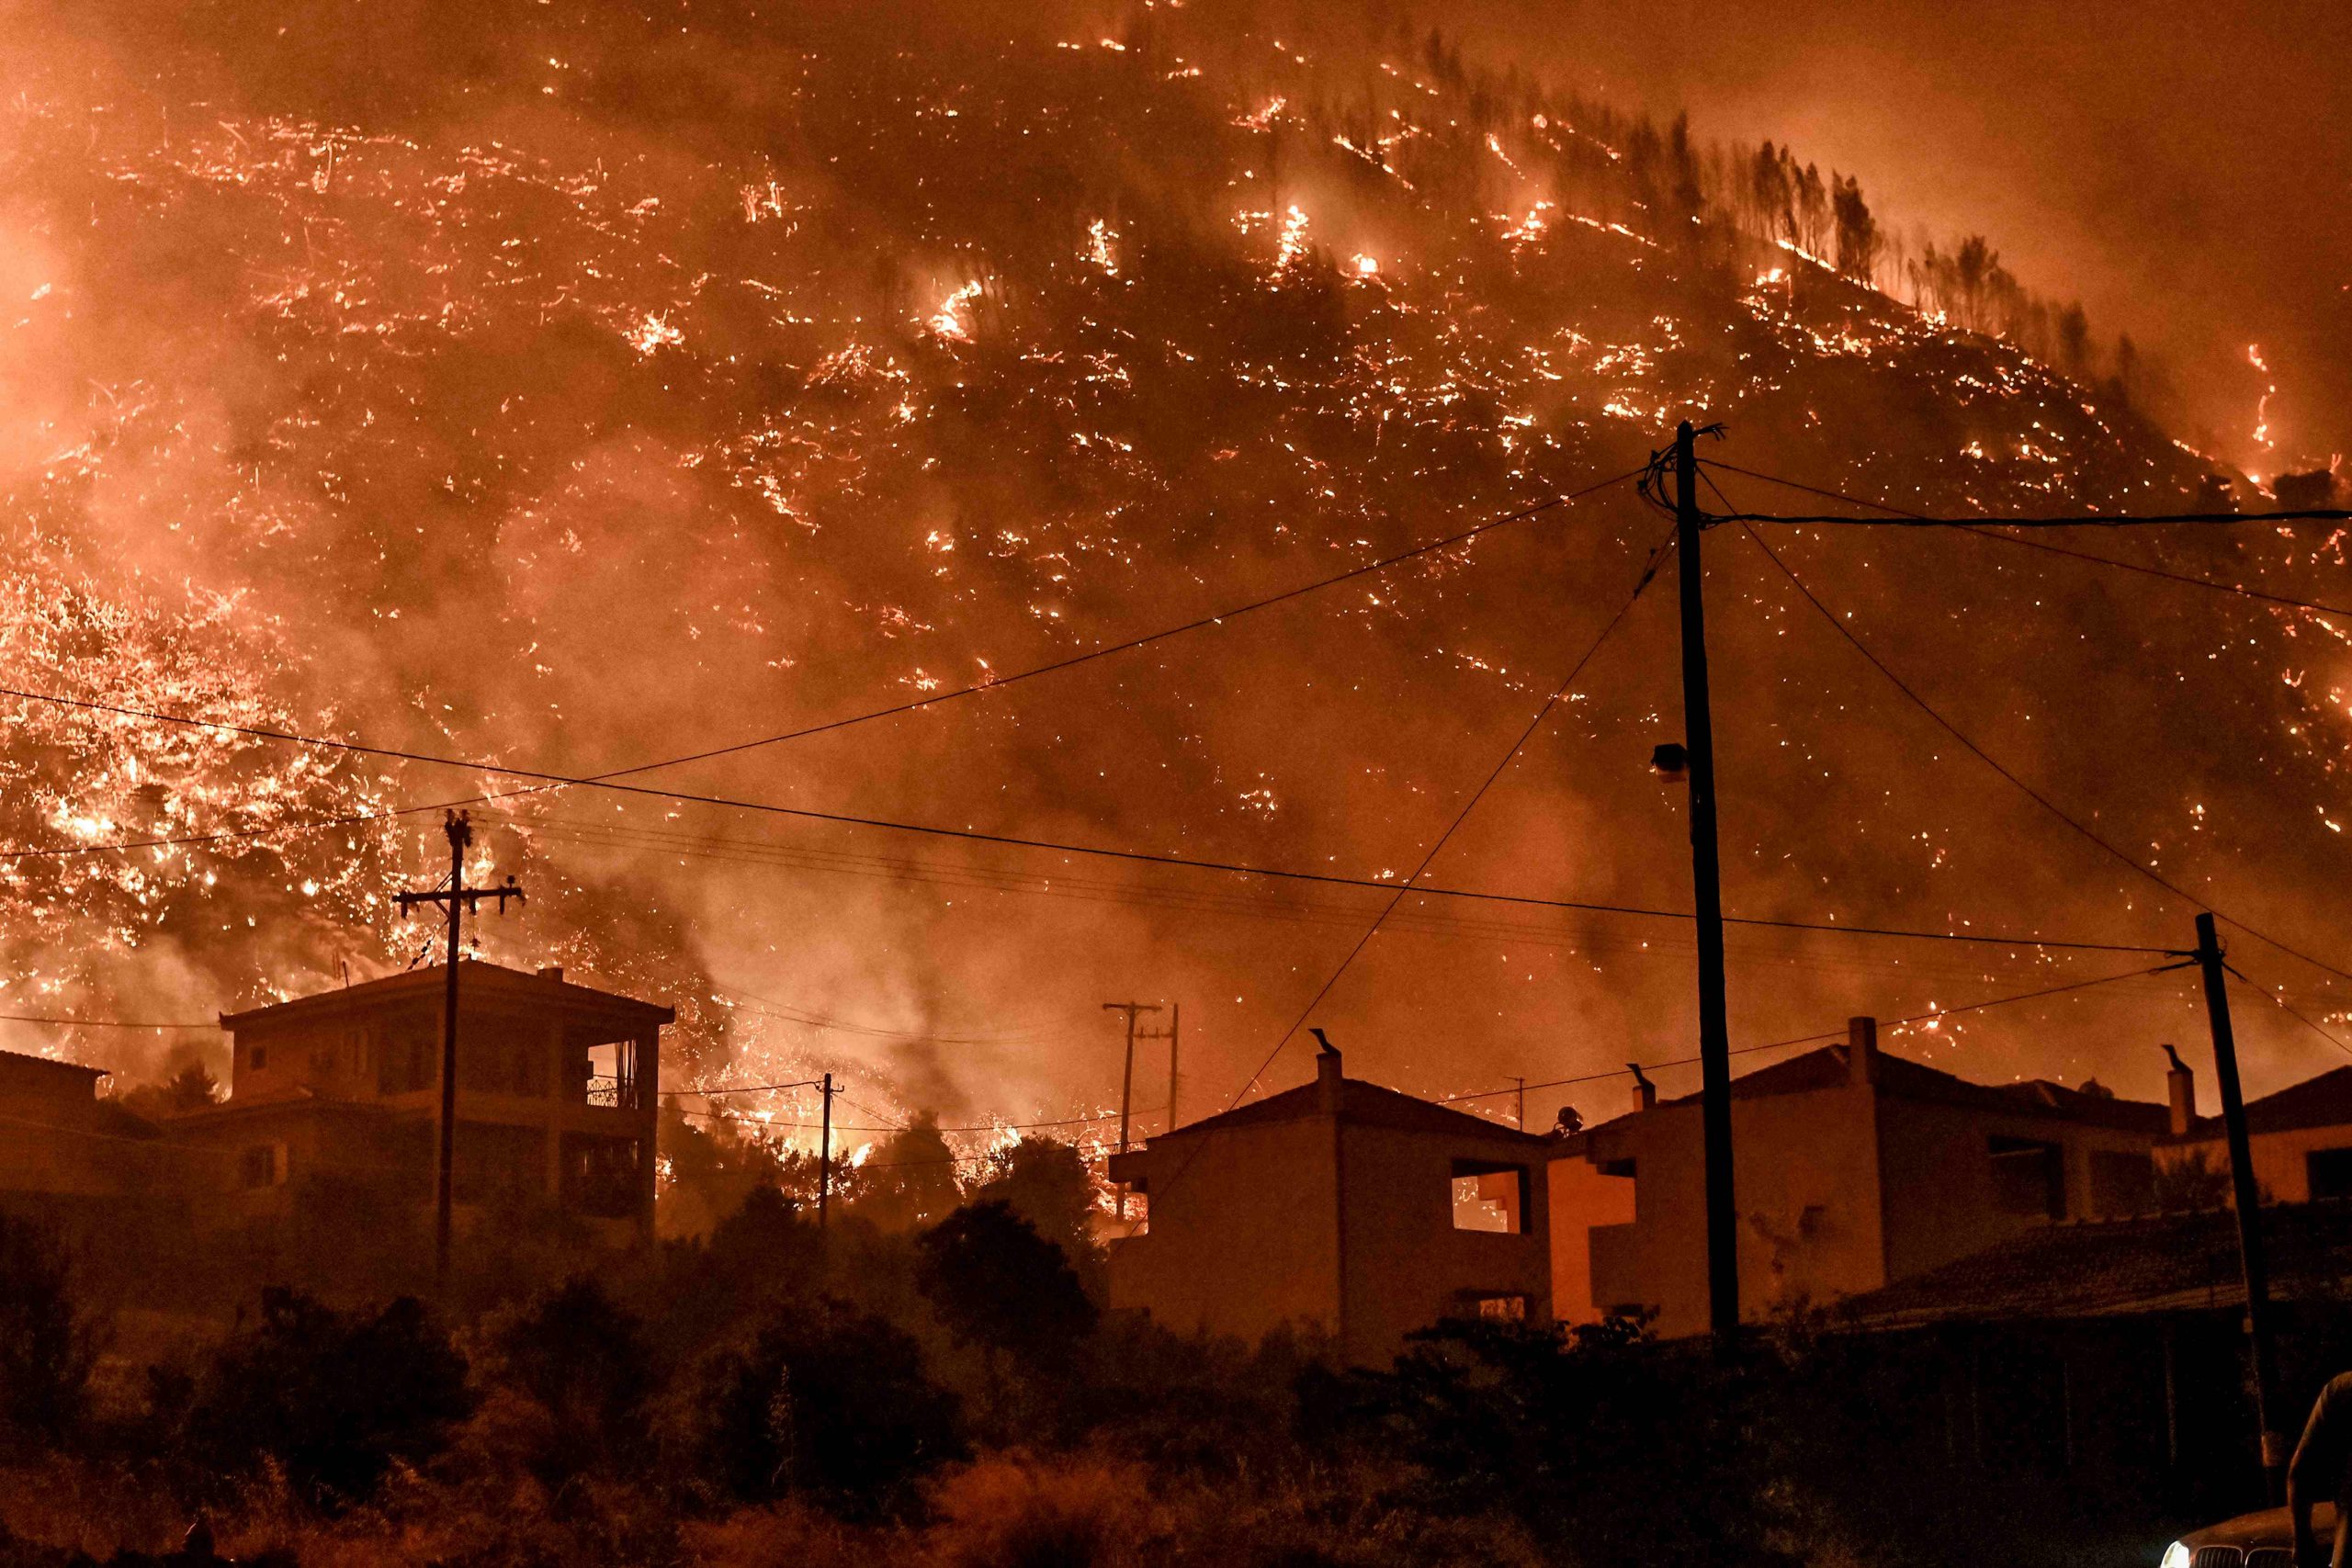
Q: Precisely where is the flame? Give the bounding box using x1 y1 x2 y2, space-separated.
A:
2249 343 2277 453
927 279 982 342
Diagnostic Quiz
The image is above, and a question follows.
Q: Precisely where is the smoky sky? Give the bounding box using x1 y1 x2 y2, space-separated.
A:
1466 0 2352 476
2 0 2347 1156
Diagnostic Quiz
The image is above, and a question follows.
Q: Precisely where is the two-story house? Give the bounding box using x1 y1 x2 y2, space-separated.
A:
1551 1016 2173 1337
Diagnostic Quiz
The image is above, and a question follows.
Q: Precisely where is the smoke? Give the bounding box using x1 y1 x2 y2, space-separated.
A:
0 0 2342 1155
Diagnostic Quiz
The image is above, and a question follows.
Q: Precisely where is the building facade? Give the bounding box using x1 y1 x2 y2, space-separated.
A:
169 962 671 1245
1551 1017 2172 1338
0 1046 166 1213
1106 1042 1553 1364
2155 1061 2352 1205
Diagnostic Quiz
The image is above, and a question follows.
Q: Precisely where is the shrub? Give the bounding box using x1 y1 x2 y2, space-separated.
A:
915 1201 1096 1371
0 1213 102 1444
926 1455 1151 1568
684 1299 964 1519
180 1287 471 1509
489 1275 655 1484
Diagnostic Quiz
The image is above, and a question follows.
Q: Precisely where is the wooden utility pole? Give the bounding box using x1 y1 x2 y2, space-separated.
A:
1510 1075 1526 1130
1673 419 1741 1359
1103 1000 1161 1218
2195 912 2287 1500
395 810 523 1290
1159 1003 1182 1132
817 1071 836 1231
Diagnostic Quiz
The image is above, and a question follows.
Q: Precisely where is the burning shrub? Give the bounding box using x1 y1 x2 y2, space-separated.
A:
0 1213 102 1446
178 1287 471 1510
683 1299 965 1520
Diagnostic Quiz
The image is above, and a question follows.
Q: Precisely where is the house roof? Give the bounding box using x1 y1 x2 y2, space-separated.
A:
2165 1065 2352 1145
1154 1072 1553 1150
219 959 673 1031
0 1045 108 1082
1648 1043 2170 1133
1842 1201 2352 1328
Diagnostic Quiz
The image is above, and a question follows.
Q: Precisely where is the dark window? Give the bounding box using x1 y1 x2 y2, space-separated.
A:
248 1043 266 1072
239 1145 279 1189
561 1132 640 1218
2308 1146 2352 1201
1990 1136 2065 1219
2090 1149 2155 1216
1597 1156 1636 1179
1451 1159 1529 1233
453 1122 545 1203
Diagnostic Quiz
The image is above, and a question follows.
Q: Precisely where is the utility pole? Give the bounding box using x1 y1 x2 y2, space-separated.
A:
395 810 523 1290
1673 418 1741 1360
2195 912 2287 1501
1159 1003 1182 1132
817 1071 836 1231
1103 1000 1162 1219
1510 1075 1526 1131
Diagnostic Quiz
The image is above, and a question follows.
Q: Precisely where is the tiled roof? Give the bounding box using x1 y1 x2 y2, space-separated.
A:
1159 1074 1552 1149
0 1046 107 1079
1843 1201 2352 1327
2167 1065 2352 1144
1650 1043 2169 1133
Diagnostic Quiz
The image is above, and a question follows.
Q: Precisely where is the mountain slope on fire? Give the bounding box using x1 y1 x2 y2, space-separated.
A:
0 0 2339 1134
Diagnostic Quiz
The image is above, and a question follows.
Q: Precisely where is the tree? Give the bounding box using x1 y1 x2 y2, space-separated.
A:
0 1214 101 1442
689 1300 965 1518
916 1201 1097 1374
1830 174 1879 283
966 1134 1096 1260
846 1112 963 1231
183 1288 471 1509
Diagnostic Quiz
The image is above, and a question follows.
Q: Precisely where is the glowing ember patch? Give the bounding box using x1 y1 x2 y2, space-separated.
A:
627 311 682 355
1084 219 1119 276
1271 205 1309 282
1352 254 1379 276
928 280 982 342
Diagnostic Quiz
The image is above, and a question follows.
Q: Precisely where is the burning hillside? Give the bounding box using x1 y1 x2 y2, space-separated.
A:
0 1 2343 1161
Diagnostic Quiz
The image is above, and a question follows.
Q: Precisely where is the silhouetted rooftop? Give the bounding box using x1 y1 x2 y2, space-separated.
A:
2165 1064 2352 1145
1158 1075 1552 1148
218 959 673 1030
1843 1201 2352 1326
1636 1043 2169 1133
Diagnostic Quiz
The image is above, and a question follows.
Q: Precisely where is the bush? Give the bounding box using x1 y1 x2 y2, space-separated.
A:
0 1213 102 1444
180 1287 471 1509
684 1299 965 1520
489 1275 655 1485
915 1201 1096 1372
925 1455 1151 1568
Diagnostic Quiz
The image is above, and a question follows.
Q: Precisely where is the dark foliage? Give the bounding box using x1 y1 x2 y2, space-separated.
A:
915 1201 1097 1370
0 1213 100 1443
1322 1314 1797 1565
179 1288 471 1508
684 1298 965 1519
489 1275 655 1484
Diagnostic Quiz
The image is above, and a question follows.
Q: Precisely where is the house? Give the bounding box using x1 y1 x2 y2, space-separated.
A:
168 962 671 1245
1550 1016 2173 1338
1105 1039 1554 1364
0 1045 166 1214
2155 1058 2352 1205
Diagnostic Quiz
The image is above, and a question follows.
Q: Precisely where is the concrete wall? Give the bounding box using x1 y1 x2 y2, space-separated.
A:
1547 1154 1635 1324
1108 1116 1341 1345
1875 1099 2160 1283
1336 1123 1552 1363
2156 1127 2352 1204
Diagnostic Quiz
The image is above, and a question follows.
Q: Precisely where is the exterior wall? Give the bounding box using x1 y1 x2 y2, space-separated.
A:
1580 1079 1888 1338
1547 1155 1635 1324
1107 1116 1341 1344
2156 1127 2352 1205
1875 1098 2161 1284
1336 1123 1552 1363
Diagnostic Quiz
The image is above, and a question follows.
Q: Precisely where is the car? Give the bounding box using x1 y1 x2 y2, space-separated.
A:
2161 1502 2335 1567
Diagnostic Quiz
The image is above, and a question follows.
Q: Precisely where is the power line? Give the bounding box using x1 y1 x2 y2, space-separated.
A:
1705 458 2352 618
2222 962 2352 1061
0 1010 217 1031
1732 512 2352 991
0 469 1643 868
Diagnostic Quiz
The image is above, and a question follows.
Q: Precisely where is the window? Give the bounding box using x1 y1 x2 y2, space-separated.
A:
1451 1160 1528 1233
238 1144 282 1190
2089 1149 2155 1215
2308 1146 2352 1201
248 1043 266 1072
1989 1136 2065 1219
561 1132 641 1218
1471 1293 1529 1322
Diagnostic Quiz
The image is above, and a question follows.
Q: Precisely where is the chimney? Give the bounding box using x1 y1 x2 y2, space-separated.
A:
1848 1016 1878 1087
537 965 563 985
1311 1028 1343 1114
2163 1043 2195 1135
1628 1062 1656 1112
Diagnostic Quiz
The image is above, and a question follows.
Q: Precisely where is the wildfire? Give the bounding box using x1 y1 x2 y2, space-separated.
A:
927 280 982 342
2249 343 2277 454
